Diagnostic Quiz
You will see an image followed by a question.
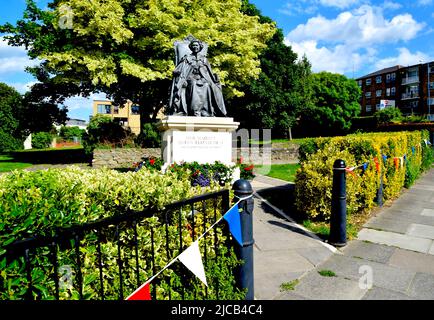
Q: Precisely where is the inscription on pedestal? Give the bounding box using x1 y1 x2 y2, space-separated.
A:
172 131 232 164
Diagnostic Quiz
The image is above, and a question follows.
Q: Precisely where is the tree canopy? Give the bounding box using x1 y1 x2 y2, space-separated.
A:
297 72 361 136
1 0 275 124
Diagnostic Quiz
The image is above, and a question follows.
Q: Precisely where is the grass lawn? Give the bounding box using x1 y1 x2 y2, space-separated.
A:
0 155 32 173
255 163 300 182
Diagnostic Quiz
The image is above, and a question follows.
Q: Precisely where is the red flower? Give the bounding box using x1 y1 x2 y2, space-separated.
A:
244 165 254 171
149 159 155 165
239 156 243 164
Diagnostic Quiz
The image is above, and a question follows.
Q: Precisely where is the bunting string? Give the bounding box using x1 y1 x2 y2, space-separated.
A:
126 199 244 300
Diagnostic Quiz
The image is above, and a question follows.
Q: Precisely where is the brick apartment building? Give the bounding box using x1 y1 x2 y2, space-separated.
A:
356 61 434 117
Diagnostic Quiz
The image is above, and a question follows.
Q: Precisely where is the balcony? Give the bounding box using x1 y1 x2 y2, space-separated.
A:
402 92 419 100
402 76 419 85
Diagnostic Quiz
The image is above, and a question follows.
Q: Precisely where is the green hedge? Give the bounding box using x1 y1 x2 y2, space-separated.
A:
11 148 90 164
0 167 243 300
295 130 433 220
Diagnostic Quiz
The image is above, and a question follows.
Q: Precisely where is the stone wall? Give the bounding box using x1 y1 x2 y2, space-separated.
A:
236 145 299 164
92 148 160 168
92 145 299 168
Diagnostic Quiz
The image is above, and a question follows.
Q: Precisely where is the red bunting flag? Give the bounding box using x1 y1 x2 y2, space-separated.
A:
393 157 399 170
126 282 151 300
373 157 380 173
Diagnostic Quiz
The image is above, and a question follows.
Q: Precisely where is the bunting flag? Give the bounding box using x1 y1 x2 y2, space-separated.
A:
382 154 387 162
345 167 357 177
126 282 151 300
178 241 208 286
394 157 400 170
362 162 369 172
223 203 243 246
412 147 416 155
373 157 380 173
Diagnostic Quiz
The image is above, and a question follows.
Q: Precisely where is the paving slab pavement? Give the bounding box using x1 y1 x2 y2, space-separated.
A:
251 169 434 300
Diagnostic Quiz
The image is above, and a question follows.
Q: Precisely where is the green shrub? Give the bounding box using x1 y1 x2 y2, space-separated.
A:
295 130 430 220
59 126 85 141
0 167 243 300
136 123 161 148
82 115 136 155
32 132 53 149
0 131 23 152
374 108 402 125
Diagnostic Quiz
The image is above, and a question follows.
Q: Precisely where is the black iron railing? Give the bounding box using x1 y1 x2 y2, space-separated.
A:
3 189 232 300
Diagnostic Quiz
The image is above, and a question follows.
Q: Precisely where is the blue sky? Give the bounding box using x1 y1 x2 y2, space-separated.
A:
1 0 434 121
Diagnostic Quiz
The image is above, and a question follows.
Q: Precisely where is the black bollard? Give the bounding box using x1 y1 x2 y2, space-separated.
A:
232 179 254 300
329 159 347 247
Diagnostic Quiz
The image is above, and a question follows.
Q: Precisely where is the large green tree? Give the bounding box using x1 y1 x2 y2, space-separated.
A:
297 72 361 136
1 0 275 127
0 83 23 151
227 0 314 137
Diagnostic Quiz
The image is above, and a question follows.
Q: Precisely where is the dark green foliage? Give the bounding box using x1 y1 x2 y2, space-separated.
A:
298 137 331 162
167 161 235 186
135 123 161 148
240 164 255 180
59 126 85 141
297 72 361 137
31 132 53 149
0 83 24 152
11 148 89 164
82 115 136 154
374 108 403 125
421 144 434 172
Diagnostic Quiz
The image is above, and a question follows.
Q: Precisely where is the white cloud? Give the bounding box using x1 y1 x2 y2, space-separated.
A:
64 93 109 111
284 5 426 75
287 40 368 74
278 2 318 16
382 1 402 10
374 48 431 70
286 5 425 47
0 37 38 74
319 0 359 9
9 81 38 94
418 0 433 6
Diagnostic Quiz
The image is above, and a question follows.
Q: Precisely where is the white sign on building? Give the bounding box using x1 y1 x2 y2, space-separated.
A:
379 100 395 110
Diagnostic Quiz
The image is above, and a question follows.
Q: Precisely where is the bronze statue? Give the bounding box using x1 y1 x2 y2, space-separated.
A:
168 35 227 117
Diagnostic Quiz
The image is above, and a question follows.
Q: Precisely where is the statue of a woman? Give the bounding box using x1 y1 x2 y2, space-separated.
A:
168 37 227 117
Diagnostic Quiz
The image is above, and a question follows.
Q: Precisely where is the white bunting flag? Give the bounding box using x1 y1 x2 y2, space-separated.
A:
178 241 208 286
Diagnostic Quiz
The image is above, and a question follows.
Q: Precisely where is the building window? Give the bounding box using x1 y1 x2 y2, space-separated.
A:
386 74 391 83
376 76 382 84
391 73 396 81
366 105 372 113
97 104 111 114
357 80 362 87
386 88 390 96
391 87 396 96
131 105 140 115
430 82 434 89
376 90 382 97
113 106 119 114
365 78 371 85
365 92 371 98
376 104 381 111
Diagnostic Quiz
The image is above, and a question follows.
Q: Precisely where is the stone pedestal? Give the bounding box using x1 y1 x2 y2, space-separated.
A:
157 116 240 167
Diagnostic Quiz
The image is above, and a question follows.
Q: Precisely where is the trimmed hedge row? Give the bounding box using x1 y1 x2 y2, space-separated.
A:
295 130 433 220
0 167 243 300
